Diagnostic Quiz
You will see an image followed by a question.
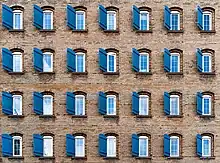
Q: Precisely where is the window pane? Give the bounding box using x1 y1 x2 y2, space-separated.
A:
13 96 22 115
171 13 179 30
171 55 179 72
203 139 211 156
43 137 53 156
43 12 52 29
203 97 211 115
139 138 148 156
107 137 116 157
107 97 116 115
76 54 84 72
107 12 116 30
139 97 148 115
140 12 148 30
43 96 52 115
108 55 115 72
43 54 52 72
13 55 22 72
75 96 84 115
14 12 22 29
139 55 148 72
170 138 179 156
204 14 210 31
75 138 85 157
76 12 85 30
203 55 211 72
170 97 179 115
13 138 21 156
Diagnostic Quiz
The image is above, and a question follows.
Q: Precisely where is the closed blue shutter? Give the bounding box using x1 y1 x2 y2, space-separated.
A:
196 48 203 72
99 48 107 72
98 5 107 30
67 48 76 72
2 91 13 115
196 134 202 157
197 92 203 115
132 48 140 72
98 92 106 115
164 6 171 30
33 92 43 115
132 134 139 157
2 4 13 30
164 92 170 115
132 92 139 115
2 48 13 72
66 134 75 157
33 134 43 157
197 6 203 30
99 134 107 157
33 48 43 72
33 5 43 29
2 134 12 157
164 134 170 157
66 5 76 30
164 48 171 72
132 5 140 30
66 92 75 115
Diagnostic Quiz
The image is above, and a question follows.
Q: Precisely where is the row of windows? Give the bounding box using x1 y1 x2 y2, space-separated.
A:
1 133 214 159
2 4 215 32
2 91 215 117
1 48 215 74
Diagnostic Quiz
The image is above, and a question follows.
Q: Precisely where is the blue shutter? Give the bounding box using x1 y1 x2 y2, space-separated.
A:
164 6 171 30
66 5 76 30
132 48 140 72
2 91 13 115
2 134 12 157
33 5 43 29
164 134 170 157
132 92 139 115
67 48 76 72
2 4 13 30
197 6 203 30
132 5 140 30
66 92 75 115
99 134 107 157
2 48 13 72
196 48 203 72
164 48 171 72
33 134 43 157
98 5 107 30
196 134 202 157
164 92 170 115
98 92 106 115
99 48 107 72
66 134 75 157
33 92 43 115
197 92 203 115
33 48 43 72
132 134 139 157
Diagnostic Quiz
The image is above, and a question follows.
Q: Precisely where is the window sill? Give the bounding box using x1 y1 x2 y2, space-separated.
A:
72 29 88 33
72 115 87 118
9 29 25 32
199 72 216 76
39 29 56 32
103 30 119 33
8 72 24 75
72 157 87 160
70 72 88 75
167 30 184 33
200 30 216 33
39 156 55 160
136 115 152 118
37 72 55 74
8 156 24 159
8 115 25 118
135 30 153 33
103 157 119 160
103 72 119 75
39 115 55 118
166 156 183 159
136 72 152 75
167 115 183 118
200 156 215 160
135 156 152 159
167 72 183 76
199 115 215 118
103 115 119 118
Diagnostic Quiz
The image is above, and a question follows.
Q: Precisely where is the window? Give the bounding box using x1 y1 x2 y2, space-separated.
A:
139 95 149 115
140 11 149 30
43 136 53 157
43 52 53 72
170 53 180 72
203 11 212 31
202 95 211 115
13 10 23 29
76 52 85 72
76 11 85 30
139 53 149 72
139 136 148 157
43 10 53 29
75 136 85 157
170 136 179 157
170 11 180 30
107 95 116 115
202 53 212 72
12 52 22 72
43 95 53 115
107 136 116 157
170 95 179 115
12 95 22 115
12 136 22 156
75 95 85 115
107 11 116 30
202 136 211 157
107 52 116 72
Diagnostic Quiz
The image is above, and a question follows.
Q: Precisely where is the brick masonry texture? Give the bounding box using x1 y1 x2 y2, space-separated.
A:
1 0 220 163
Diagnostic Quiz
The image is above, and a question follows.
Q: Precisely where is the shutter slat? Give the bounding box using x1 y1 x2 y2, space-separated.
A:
67 48 76 72
132 134 139 157
2 4 13 29
98 5 107 30
66 134 75 157
99 48 107 72
2 91 13 115
33 134 43 157
33 48 43 72
2 134 13 157
66 5 76 30
132 48 140 72
66 92 75 115
99 134 107 157
2 48 13 72
197 134 202 157
164 134 170 157
197 6 203 30
196 48 203 72
33 92 43 115
98 92 107 115
164 92 170 115
164 48 171 72
132 5 140 30
197 92 203 115
132 92 139 115
164 6 171 30
33 5 43 29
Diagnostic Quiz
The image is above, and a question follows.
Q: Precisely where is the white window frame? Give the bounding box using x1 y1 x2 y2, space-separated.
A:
43 136 53 157
75 95 85 115
202 53 212 73
107 11 116 30
202 136 211 157
12 95 22 115
12 136 22 157
12 52 22 72
139 11 149 30
202 95 212 115
107 136 116 157
76 52 85 72
139 52 149 72
170 11 180 30
107 52 116 72
43 95 53 115
43 52 53 72
13 9 23 29
106 95 116 115
75 136 85 157
170 95 180 115
203 11 212 31
76 11 85 30
139 136 149 157
170 53 180 72
43 10 53 29
139 95 149 115
170 136 179 157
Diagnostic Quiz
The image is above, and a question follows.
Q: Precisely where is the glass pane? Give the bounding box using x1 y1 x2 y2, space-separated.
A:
203 139 210 156
108 55 115 72
140 13 148 30
140 55 148 72
44 137 53 156
13 96 22 115
171 13 179 30
75 97 84 115
76 54 84 72
171 55 179 72
204 15 210 31
43 12 52 29
139 97 148 115
107 13 116 30
203 55 211 72
43 97 52 115
13 139 21 156
107 137 116 156
76 12 85 30
43 54 52 72
203 98 210 114
170 97 179 115
107 97 115 115
14 13 22 29
13 55 22 72
75 138 84 156
139 138 148 156
171 138 178 156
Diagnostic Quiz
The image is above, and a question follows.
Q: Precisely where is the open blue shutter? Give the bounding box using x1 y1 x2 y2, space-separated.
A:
66 134 75 157
2 134 12 157
33 92 43 115
132 134 139 157
132 5 140 30
2 4 13 30
196 48 203 72
164 6 171 30
164 48 171 72
99 134 107 157
98 92 106 115
66 92 75 115
196 134 202 157
33 134 43 157
132 92 139 115
99 48 107 72
2 92 13 115
132 48 140 72
197 92 203 115
67 48 76 72
197 6 203 30
66 5 76 30
33 5 43 29
164 134 170 157
33 48 43 72
98 5 107 30
2 48 13 72
164 92 170 115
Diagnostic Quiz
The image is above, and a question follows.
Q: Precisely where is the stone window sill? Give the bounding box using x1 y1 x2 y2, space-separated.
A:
135 30 152 33
167 115 183 118
167 72 183 76
8 156 24 159
199 115 215 118
39 156 55 160
136 115 152 118
136 72 152 75
103 115 119 118
103 72 119 75
39 115 56 118
167 30 184 33
72 115 87 118
135 156 152 159
37 72 55 74
103 157 119 160
103 30 119 33
199 72 216 76
200 30 216 33
9 29 25 32
8 115 25 118
8 72 25 75
70 72 88 75
166 156 183 159
39 29 56 32
71 157 87 160
72 29 88 33
200 156 215 160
